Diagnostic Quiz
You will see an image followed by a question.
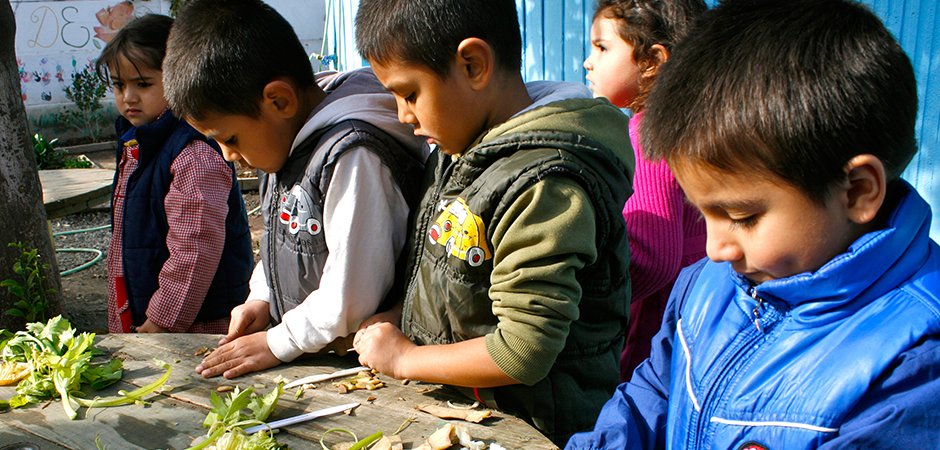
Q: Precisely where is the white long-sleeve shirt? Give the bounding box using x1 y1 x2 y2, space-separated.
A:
249 147 410 361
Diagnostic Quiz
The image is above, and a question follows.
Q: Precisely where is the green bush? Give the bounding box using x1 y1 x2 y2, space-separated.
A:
55 67 108 143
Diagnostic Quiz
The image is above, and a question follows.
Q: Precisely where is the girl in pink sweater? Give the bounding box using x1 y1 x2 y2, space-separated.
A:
583 0 708 381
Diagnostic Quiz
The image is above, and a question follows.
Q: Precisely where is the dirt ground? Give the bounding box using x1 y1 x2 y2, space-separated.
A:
53 191 262 334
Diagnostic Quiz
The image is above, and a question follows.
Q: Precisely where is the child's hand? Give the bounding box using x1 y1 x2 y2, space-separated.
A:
195 331 281 379
136 319 170 333
353 321 415 380
220 300 271 346
317 333 355 356
358 304 404 330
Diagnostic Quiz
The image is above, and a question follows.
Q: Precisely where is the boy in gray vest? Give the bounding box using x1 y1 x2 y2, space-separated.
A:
351 0 635 444
163 0 425 379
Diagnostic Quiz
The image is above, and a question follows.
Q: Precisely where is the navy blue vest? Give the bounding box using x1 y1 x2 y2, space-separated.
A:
114 112 253 326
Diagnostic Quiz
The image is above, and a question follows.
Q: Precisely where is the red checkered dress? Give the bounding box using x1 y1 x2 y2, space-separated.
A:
107 136 234 333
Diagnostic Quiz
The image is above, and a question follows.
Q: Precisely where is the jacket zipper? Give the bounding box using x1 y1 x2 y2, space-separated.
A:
688 288 769 449
401 154 456 325
268 183 284 319
751 289 766 332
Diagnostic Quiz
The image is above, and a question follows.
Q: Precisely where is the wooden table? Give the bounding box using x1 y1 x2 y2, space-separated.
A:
0 334 558 450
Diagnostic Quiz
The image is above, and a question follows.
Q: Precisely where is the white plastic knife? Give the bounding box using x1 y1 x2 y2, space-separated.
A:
284 366 371 389
242 401 360 434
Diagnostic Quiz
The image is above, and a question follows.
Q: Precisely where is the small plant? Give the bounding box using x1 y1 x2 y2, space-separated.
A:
1 242 55 322
55 66 109 143
30 134 93 170
32 134 61 170
60 155 94 169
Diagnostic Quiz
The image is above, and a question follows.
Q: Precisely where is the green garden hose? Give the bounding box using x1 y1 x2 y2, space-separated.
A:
53 225 111 276
51 206 258 277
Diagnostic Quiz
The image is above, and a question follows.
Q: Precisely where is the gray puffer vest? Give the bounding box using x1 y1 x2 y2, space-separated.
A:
260 119 423 323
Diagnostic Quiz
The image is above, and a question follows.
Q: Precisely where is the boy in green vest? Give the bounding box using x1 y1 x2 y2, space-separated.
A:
351 0 635 444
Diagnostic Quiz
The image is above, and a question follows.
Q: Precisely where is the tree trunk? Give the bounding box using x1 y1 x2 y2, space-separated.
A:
0 0 63 331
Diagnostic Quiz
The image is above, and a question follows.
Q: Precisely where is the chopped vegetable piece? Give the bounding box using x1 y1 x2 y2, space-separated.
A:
414 423 455 450
416 404 492 423
413 423 486 450
332 371 385 394
320 429 382 450
371 435 403 450
0 361 29 385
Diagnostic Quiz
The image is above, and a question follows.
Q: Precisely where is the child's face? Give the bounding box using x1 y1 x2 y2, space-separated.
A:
370 58 488 156
109 55 168 127
583 16 642 109
187 110 293 174
674 163 855 285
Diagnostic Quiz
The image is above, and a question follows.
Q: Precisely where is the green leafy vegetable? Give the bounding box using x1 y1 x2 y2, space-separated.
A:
185 383 289 450
0 315 170 420
47 331 97 419
75 359 172 408
82 358 124 390
248 382 283 422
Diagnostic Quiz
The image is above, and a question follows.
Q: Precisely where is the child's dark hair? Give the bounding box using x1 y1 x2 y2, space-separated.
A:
163 0 315 121
594 0 706 111
642 0 918 204
95 14 173 83
355 0 522 79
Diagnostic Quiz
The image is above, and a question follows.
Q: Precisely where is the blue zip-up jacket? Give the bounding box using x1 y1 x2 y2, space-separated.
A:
567 182 940 450
115 111 253 327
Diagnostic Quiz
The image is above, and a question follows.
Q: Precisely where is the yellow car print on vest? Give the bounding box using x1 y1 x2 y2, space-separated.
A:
428 198 492 267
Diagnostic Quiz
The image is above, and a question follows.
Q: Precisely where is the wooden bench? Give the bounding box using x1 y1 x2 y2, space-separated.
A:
39 169 114 219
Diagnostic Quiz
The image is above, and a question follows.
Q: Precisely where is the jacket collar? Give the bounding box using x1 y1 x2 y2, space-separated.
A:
116 109 180 164
734 181 932 324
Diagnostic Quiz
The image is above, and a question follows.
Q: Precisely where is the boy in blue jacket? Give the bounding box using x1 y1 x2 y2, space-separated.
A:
567 0 940 448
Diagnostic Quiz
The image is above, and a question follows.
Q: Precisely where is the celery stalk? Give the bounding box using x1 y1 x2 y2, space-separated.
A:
75 359 172 408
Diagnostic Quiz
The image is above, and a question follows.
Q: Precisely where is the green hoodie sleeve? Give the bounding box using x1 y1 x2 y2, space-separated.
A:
484 177 597 385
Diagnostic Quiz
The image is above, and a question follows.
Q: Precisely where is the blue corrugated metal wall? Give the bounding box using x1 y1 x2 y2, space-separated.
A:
330 0 940 238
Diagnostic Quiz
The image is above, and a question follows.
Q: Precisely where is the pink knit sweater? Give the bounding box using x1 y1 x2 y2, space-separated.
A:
621 111 707 381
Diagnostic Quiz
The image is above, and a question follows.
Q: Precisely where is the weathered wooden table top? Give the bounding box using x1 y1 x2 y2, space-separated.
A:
0 333 558 450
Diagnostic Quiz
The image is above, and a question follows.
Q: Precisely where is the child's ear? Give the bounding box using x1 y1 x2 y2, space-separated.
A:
456 37 494 91
645 44 669 76
260 77 299 119
842 154 886 224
